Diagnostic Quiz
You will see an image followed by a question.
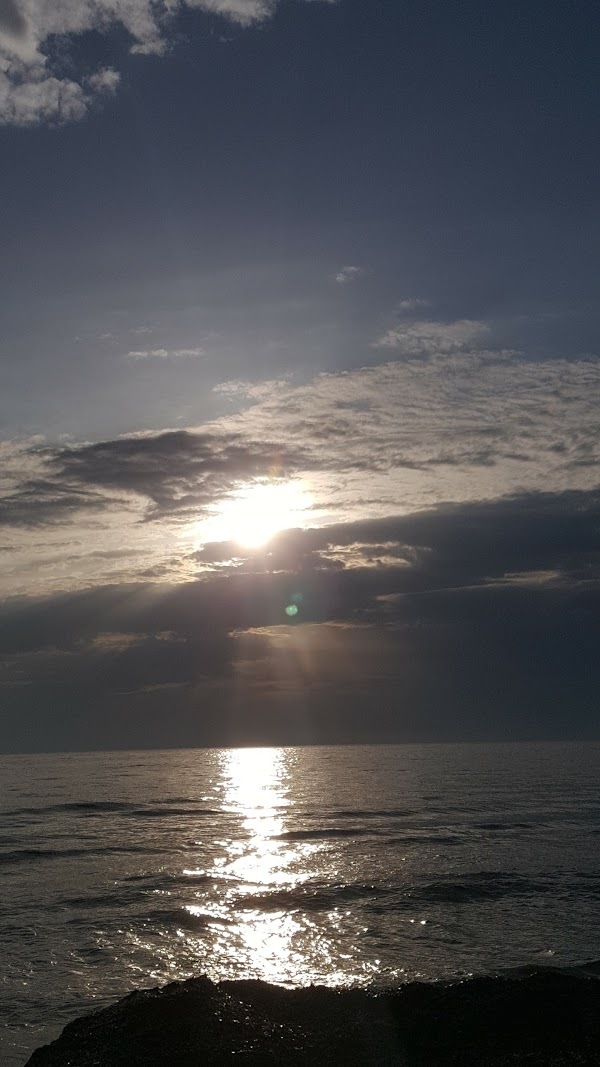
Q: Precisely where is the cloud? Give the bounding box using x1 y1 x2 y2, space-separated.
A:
127 347 206 360
192 487 600 587
213 378 289 400
49 431 312 520
86 67 120 95
0 0 27 39
0 429 312 530
0 60 119 126
374 318 488 353
335 265 365 285
0 69 88 125
187 0 276 25
214 350 600 521
396 297 430 314
0 480 115 528
1 348 600 602
0 488 598 750
5 487 599 655
0 0 333 125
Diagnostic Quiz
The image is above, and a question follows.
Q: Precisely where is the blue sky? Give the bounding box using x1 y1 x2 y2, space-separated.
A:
2 0 598 438
0 0 599 748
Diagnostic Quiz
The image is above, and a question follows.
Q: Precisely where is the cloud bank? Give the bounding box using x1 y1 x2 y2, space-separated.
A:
1 342 598 747
0 0 333 125
0 488 597 750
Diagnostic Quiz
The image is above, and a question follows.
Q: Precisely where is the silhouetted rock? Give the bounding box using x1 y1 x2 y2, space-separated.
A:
27 964 600 1065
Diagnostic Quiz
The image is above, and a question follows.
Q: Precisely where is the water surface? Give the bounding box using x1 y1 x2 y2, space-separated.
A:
2 742 599 1064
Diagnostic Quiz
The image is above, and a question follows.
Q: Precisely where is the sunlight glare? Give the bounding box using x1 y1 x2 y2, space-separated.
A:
198 479 312 549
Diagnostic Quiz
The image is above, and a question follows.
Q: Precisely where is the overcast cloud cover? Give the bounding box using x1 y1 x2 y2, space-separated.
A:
0 0 598 750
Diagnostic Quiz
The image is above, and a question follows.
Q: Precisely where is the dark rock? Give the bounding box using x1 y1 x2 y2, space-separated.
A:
26 964 600 1065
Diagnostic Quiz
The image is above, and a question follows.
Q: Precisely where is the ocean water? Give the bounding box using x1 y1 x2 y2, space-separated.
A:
1 742 600 1065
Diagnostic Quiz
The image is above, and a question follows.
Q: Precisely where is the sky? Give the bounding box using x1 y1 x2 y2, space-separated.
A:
0 0 599 752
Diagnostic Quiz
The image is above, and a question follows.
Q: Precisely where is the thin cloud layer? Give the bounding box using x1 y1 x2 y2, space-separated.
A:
1 349 599 598
127 347 206 360
215 349 600 519
0 0 333 124
374 319 488 353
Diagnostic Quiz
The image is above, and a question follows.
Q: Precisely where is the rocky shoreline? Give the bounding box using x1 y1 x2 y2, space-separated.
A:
27 964 600 1065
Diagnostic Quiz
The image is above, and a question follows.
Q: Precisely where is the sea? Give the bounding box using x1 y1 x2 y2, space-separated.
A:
1 742 600 1065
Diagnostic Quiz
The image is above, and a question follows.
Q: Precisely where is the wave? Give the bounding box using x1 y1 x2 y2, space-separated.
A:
124 807 221 819
235 881 389 912
318 808 416 820
2 800 220 819
273 827 390 841
414 874 556 904
0 844 177 866
3 800 138 817
61 890 141 912
57 801 138 813
226 869 600 913
0 847 90 866
273 826 465 843
0 833 19 845
387 833 460 845
144 908 232 932
474 820 533 830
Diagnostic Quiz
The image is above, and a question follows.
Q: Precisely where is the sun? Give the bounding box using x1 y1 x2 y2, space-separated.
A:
198 479 312 549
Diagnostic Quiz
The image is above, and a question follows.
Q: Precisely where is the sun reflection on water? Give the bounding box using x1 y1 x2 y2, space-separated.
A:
207 748 315 984
215 748 292 886
126 747 381 989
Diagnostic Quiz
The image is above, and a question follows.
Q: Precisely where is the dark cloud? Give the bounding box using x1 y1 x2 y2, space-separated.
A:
194 487 600 589
2 629 230 693
0 431 311 528
0 487 598 751
0 0 26 38
0 479 114 528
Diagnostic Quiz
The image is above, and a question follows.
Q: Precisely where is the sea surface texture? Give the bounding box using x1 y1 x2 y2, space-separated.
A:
1 742 600 1065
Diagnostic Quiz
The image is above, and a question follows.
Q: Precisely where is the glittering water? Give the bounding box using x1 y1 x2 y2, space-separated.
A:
2 742 600 1065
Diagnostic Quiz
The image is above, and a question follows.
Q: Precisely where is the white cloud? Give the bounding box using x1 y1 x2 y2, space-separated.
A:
374 318 488 354
186 0 276 25
86 67 120 95
213 377 288 399
212 350 600 522
127 347 205 359
0 0 332 125
335 265 365 285
396 297 430 313
0 66 87 124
